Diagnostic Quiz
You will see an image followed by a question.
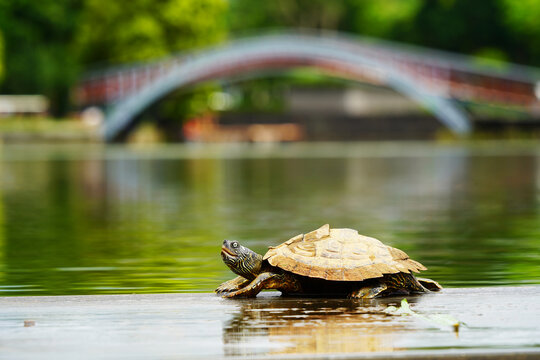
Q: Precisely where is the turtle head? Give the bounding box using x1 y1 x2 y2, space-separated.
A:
221 240 263 280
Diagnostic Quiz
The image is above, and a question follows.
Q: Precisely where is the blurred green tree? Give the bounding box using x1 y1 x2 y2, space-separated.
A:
228 0 540 67
75 0 228 140
500 0 540 65
2 0 540 120
0 30 3 82
0 0 227 117
406 0 511 59
228 0 346 31
228 0 422 35
0 0 82 116
76 0 228 65
345 0 422 38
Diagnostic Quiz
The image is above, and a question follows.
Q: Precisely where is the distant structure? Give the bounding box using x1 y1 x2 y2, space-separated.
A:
0 95 49 116
74 32 540 142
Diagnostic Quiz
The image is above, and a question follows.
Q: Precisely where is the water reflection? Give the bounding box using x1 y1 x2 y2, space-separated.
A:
223 295 414 356
0 143 539 295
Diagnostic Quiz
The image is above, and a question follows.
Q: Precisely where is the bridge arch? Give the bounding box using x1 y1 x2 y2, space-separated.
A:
103 34 472 141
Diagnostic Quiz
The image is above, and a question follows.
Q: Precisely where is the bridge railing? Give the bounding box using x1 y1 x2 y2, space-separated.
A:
99 33 478 140
75 32 540 111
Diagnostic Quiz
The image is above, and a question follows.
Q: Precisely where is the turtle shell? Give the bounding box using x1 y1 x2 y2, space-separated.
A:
263 224 427 281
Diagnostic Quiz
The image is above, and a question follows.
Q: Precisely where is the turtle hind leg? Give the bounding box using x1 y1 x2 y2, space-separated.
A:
349 283 388 299
417 277 442 292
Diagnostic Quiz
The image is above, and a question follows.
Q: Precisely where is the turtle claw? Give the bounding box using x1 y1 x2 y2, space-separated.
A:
215 284 233 294
221 290 249 298
215 287 227 294
215 276 250 295
215 287 234 295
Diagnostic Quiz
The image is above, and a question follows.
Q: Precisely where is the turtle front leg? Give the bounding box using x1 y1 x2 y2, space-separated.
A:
222 272 301 298
215 276 250 294
349 283 388 299
222 272 278 298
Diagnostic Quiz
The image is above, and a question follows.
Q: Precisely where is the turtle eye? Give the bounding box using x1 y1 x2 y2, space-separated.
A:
232 241 239 248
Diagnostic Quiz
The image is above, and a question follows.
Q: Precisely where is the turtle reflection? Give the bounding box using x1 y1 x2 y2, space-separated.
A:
223 295 414 356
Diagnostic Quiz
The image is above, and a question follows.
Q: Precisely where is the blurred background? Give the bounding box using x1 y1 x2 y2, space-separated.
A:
1 0 540 141
0 0 539 295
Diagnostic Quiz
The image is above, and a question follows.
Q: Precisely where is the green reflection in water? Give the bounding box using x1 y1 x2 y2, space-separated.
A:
0 159 4 288
0 143 539 295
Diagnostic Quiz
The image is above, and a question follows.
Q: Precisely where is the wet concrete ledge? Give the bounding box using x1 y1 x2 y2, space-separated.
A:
0 286 539 359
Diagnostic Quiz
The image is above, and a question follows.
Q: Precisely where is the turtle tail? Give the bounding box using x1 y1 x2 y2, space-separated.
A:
416 277 443 291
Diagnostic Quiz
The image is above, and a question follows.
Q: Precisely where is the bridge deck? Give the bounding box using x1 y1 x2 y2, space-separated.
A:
1 286 539 359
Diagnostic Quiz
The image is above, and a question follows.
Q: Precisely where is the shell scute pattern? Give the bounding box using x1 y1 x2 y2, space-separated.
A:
265 224 427 281
290 242 316 257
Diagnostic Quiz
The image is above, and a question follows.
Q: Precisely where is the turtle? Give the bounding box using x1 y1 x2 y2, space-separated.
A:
216 224 441 298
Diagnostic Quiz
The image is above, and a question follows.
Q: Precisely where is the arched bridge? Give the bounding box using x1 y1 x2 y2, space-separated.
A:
75 32 540 141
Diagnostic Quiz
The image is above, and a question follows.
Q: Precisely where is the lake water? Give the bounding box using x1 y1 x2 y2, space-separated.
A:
1 142 539 296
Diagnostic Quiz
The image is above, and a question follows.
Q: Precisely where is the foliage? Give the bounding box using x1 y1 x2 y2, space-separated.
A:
228 0 421 34
76 0 228 65
0 30 3 82
2 0 540 118
229 0 540 67
0 0 82 115
229 0 347 31
346 0 422 38
405 1 511 59
0 0 227 115
500 0 540 63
